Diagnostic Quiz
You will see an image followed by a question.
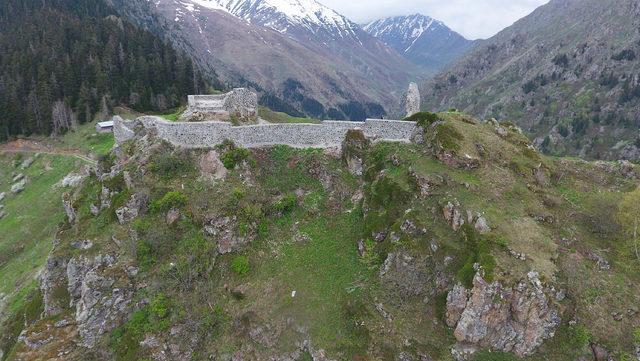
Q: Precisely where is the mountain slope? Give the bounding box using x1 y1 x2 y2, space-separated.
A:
111 0 421 119
421 0 640 160
364 14 474 73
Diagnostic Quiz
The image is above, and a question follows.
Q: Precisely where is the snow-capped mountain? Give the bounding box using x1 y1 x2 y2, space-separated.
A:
112 0 421 119
364 14 474 73
189 0 359 40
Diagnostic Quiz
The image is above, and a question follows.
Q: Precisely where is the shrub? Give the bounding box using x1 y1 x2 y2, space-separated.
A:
405 111 439 128
150 150 194 179
457 225 496 287
231 255 250 276
151 191 188 214
273 193 297 214
110 293 172 360
220 144 252 170
553 54 569 67
136 240 156 271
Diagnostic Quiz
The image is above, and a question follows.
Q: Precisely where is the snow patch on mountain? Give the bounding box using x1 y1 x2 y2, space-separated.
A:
184 0 358 37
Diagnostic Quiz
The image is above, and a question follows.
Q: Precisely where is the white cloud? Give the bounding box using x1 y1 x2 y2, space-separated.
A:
320 0 550 39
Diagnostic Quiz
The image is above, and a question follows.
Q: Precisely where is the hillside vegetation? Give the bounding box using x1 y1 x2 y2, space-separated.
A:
3 112 638 361
0 0 210 140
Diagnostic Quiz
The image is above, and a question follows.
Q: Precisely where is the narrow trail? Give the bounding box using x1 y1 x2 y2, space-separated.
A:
0 139 98 165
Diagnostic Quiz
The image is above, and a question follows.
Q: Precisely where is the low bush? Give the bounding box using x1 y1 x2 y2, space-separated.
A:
457 225 496 287
220 144 252 170
404 111 439 128
150 191 188 214
231 255 250 276
110 293 172 360
273 193 297 214
150 150 195 179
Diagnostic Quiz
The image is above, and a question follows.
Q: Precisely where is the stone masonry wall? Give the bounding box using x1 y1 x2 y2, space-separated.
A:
115 116 418 149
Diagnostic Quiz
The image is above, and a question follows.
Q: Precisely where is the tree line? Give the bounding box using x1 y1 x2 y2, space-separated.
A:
0 0 212 140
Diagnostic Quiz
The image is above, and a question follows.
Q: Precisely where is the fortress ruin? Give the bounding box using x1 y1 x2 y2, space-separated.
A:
114 116 419 149
179 88 258 123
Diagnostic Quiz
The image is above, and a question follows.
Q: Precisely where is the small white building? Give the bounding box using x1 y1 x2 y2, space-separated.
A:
96 120 114 133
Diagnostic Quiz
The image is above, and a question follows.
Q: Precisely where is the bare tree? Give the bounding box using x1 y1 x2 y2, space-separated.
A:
618 186 640 261
51 100 77 136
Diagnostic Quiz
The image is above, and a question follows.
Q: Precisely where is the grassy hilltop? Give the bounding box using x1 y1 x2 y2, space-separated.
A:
2 112 640 360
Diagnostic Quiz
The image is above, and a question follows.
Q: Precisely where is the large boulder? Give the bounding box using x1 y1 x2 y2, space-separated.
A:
446 272 560 358
11 178 27 194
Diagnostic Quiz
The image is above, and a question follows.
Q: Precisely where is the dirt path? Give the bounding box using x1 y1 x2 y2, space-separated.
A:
0 139 98 165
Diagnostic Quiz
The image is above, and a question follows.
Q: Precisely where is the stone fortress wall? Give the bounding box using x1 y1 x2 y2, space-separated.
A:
181 88 258 122
114 116 419 149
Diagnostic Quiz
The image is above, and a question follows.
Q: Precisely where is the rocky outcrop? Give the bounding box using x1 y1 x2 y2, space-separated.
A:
115 192 148 224
442 201 491 234
341 129 370 176
67 254 135 348
402 82 421 117
11 177 27 194
40 254 69 316
446 272 560 358
204 215 254 254
62 193 76 224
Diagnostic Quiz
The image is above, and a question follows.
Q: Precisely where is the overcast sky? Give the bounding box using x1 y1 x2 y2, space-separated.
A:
321 0 550 40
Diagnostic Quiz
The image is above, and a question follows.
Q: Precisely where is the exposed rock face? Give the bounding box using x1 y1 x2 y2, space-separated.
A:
115 192 148 224
379 252 431 299
403 82 421 117
204 215 253 254
446 272 560 358
198 150 227 180
67 255 135 348
62 193 76 224
40 254 69 316
443 201 465 231
341 129 370 176
0 192 5 202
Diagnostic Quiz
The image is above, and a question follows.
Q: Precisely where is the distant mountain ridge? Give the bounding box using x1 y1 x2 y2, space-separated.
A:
422 0 640 160
364 14 474 73
111 0 422 120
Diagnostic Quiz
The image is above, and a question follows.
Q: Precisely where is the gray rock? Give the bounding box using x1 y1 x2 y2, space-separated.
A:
0 192 6 202
20 157 35 169
71 240 94 250
115 193 148 224
474 216 491 234
446 283 469 327
62 193 76 224
205 216 253 254
40 254 69 316
447 272 560 357
403 82 421 117
443 201 465 231
12 173 24 182
67 255 132 348
59 172 87 188
0 210 5 220
11 178 27 194
451 343 478 361
166 208 181 226
199 150 227 180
